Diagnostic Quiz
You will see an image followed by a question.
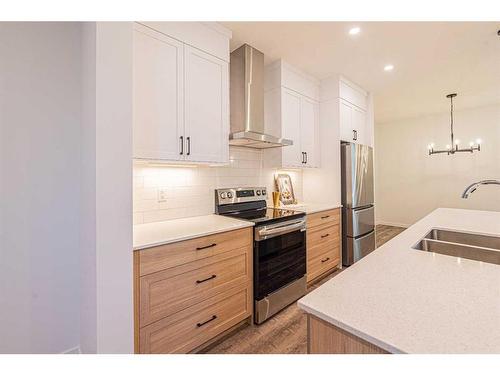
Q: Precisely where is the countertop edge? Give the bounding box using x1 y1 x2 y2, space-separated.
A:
297 301 405 354
272 203 343 214
133 220 254 251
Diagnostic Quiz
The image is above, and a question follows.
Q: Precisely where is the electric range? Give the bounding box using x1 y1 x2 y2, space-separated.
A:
215 187 307 324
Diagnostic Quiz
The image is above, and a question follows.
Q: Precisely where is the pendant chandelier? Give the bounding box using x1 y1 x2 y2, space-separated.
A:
427 93 481 155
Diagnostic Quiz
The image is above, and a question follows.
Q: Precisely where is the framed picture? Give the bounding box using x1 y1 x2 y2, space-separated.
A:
274 173 296 205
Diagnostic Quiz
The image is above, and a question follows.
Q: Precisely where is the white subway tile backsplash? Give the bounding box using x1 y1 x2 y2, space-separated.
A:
133 146 303 224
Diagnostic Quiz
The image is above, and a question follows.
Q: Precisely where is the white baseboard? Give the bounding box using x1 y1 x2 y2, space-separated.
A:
376 221 409 228
61 346 81 354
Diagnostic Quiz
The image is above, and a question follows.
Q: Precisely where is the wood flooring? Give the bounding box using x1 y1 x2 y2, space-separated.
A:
203 224 406 354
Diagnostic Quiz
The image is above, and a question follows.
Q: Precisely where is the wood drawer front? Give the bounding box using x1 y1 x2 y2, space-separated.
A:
139 286 251 353
307 209 340 230
307 224 339 248
308 239 339 263
140 247 251 327
138 227 252 276
307 248 339 283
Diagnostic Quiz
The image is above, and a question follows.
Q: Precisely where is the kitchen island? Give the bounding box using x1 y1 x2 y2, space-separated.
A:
298 208 500 354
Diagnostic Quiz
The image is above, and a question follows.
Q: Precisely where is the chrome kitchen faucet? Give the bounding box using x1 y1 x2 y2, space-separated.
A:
461 180 500 198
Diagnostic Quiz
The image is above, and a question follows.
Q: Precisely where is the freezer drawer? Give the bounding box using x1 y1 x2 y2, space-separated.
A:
343 206 375 237
342 230 376 266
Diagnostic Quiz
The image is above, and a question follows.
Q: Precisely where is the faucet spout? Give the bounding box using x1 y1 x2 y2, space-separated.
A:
461 179 500 198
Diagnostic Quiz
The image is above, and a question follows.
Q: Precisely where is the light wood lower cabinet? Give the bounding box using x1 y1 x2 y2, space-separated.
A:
140 285 251 354
308 315 388 354
306 208 341 283
134 227 253 353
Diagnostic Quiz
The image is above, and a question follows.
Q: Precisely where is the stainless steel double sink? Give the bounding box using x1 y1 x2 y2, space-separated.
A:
413 229 500 265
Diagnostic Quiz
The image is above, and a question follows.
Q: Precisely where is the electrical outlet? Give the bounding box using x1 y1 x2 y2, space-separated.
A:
158 188 168 203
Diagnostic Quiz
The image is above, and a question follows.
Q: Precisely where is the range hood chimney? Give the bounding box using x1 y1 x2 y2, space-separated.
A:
229 44 292 149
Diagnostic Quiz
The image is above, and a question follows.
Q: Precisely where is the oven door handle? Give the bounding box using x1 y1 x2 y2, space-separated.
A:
255 220 306 241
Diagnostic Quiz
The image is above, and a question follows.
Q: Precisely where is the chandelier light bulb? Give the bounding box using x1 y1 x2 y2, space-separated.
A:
476 138 482 145
455 139 460 145
446 144 451 150
469 141 474 147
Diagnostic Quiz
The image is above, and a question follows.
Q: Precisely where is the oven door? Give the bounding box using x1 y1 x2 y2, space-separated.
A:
254 218 307 301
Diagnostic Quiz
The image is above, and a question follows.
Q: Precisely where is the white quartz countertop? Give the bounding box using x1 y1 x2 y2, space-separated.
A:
133 214 254 250
298 208 500 353
273 202 342 214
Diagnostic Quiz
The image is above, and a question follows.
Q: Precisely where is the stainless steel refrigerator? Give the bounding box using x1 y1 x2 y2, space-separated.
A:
341 142 376 266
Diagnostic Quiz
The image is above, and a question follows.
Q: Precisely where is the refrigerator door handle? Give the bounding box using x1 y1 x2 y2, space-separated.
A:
353 205 373 212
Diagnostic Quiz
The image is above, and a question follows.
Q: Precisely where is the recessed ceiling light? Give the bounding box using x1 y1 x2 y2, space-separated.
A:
384 64 394 72
348 27 361 35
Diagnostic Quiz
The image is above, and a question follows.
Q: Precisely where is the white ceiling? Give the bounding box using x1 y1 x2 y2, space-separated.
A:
221 22 500 123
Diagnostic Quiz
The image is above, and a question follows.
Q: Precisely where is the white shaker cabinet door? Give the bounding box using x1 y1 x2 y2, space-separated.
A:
339 98 354 143
281 88 303 167
300 97 319 167
183 45 229 164
133 24 184 160
351 106 367 145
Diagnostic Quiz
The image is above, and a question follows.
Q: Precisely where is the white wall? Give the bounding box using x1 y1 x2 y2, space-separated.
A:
80 22 134 353
0 22 82 353
133 146 303 224
375 103 500 227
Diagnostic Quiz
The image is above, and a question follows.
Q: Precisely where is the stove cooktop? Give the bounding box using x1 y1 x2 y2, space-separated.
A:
221 207 305 225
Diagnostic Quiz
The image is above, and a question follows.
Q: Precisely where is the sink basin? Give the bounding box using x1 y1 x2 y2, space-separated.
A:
413 229 500 265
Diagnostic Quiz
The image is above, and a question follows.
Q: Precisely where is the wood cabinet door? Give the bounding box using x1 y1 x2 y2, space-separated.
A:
133 24 184 161
300 97 319 167
351 106 367 145
281 88 303 167
184 45 229 163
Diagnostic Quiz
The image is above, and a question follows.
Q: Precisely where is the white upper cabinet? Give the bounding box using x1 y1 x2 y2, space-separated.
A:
336 77 370 146
264 60 321 168
281 89 303 167
339 98 367 144
133 22 231 164
300 97 319 167
184 46 229 163
133 25 184 161
351 105 367 145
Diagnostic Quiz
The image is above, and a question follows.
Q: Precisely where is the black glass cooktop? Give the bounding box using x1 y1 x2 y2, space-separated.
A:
222 207 305 225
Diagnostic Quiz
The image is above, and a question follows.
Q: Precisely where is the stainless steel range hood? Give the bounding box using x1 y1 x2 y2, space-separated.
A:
229 44 292 149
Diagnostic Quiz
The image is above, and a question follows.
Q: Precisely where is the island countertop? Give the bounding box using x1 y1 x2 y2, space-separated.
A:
298 208 500 354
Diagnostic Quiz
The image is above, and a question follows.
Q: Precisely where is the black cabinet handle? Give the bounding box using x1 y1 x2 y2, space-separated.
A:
353 130 357 141
321 215 330 219
186 136 191 155
196 315 217 328
179 136 184 155
321 233 330 239
305 152 308 164
321 257 330 263
196 243 216 250
196 274 216 284
301 152 305 164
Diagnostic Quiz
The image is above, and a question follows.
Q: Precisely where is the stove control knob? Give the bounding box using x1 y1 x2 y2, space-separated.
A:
227 192 233 198
262 189 266 196
220 192 227 199
256 190 261 196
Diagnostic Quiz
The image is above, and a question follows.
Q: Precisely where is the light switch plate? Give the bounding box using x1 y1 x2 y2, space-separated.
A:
158 188 168 203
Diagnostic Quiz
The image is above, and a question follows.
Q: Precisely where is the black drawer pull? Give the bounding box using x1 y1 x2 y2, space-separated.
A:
196 315 217 328
321 233 330 239
321 215 330 219
321 257 330 263
196 243 217 250
196 274 216 284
